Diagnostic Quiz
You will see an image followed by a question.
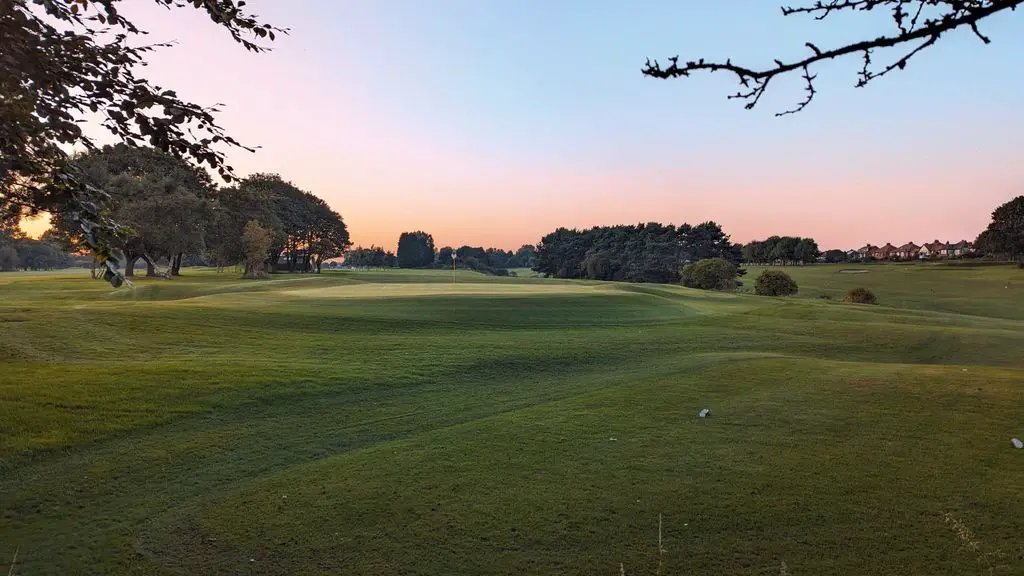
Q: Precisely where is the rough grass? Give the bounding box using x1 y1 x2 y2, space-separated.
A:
1 264 1023 575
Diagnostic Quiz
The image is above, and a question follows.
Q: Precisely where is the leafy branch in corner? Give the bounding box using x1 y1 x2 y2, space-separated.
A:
641 0 1022 115
1 0 287 286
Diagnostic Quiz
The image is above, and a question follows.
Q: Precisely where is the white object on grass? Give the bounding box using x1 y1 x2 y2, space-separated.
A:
698 408 710 418
1012 438 1023 449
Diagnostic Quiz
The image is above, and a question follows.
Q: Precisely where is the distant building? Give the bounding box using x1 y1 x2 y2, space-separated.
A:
872 243 898 260
853 238 974 261
897 242 921 260
857 244 878 260
918 240 948 258
948 240 974 257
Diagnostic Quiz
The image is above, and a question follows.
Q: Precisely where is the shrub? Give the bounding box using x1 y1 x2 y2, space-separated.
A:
754 270 799 296
844 287 877 304
680 258 738 291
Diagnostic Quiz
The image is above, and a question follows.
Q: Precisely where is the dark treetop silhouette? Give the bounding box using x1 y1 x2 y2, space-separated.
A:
642 0 1022 116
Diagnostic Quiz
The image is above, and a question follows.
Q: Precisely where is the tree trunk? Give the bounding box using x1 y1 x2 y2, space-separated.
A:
145 257 157 277
170 253 183 276
124 256 139 277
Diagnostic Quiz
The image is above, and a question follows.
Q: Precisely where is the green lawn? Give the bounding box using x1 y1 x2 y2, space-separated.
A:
1 264 1022 575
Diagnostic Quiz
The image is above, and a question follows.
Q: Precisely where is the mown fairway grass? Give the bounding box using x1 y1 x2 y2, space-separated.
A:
1 264 1023 575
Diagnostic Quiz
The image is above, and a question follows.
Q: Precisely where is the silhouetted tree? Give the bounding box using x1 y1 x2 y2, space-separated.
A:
455 246 488 262
346 246 396 268
515 244 537 268
534 222 740 283
0 245 19 271
823 249 849 263
975 195 1024 267
437 246 455 267
642 1 1021 115
397 231 436 268
743 236 820 264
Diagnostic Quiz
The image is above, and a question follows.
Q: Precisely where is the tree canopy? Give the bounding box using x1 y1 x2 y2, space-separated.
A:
345 246 397 268
742 236 821 265
237 174 350 274
534 221 739 283
681 258 741 291
46 152 349 277
975 195 1024 267
2 0 283 285
0 222 72 271
642 1 1021 115
49 144 214 276
397 231 436 268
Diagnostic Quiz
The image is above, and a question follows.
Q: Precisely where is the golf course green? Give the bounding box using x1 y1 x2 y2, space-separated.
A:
2 263 1022 575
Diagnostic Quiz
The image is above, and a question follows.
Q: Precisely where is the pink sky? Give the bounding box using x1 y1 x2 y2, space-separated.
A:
23 1 1022 251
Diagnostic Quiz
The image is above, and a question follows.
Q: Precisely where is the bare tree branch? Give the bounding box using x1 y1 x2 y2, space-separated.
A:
642 0 1022 116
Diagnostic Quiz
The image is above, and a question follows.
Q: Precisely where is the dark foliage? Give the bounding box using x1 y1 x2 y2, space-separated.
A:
514 245 536 269
642 1 1021 115
2 0 283 285
680 258 740 291
754 270 799 296
444 246 512 276
0 223 72 271
534 221 739 283
845 287 878 305
975 196 1024 267
397 231 436 268
823 249 850 263
345 246 396 268
241 174 349 274
742 236 820 264
49 158 349 277
50 145 213 277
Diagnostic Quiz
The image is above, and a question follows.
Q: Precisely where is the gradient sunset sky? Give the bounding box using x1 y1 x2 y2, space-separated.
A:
24 1 1023 250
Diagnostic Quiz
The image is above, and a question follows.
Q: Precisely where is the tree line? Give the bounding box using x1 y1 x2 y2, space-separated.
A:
532 222 738 283
45 145 349 279
0 224 82 272
345 231 537 276
740 236 821 265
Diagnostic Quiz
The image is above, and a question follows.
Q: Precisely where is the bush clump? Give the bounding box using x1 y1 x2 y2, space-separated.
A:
844 287 877 305
680 258 739 291
754 270 799 296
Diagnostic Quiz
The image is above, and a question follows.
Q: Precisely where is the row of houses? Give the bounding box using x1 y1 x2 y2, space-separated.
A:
847 237 974 260
853 240 974 261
